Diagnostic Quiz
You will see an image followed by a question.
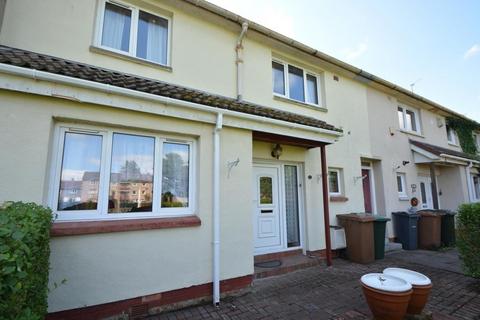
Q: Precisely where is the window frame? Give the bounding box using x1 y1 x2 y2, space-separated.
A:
328 168 342 196
397 104 421 134
49 124 196 222
272 59 322 108
472 174 480 201
446 125 459 145
396 173 408 199
94 0 172 67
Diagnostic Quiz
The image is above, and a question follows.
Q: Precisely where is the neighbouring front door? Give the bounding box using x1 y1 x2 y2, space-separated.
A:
253 165 282 252
362 169 373 213
418 176 434 209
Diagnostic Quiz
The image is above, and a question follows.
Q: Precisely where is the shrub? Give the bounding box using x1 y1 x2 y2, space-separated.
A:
457 203 480 278
0 202 54 320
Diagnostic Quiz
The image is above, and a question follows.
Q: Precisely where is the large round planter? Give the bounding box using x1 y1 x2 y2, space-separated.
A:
361 273 412 320
383 267 432 315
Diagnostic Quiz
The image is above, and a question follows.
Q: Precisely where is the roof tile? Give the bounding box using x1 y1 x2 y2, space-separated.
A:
0 45 341 133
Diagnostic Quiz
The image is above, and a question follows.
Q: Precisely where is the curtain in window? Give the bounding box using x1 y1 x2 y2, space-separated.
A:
137 11 168 64
284 165 300 247
102 3 131 52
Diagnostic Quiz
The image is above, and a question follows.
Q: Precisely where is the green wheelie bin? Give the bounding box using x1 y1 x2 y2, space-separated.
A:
373 216 390 259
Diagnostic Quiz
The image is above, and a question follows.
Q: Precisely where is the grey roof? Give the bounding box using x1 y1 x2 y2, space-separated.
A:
410 140 479 161
0 46 341 133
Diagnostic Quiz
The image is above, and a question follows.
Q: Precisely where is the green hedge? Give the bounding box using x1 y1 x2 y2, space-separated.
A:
457 203 480 278
0 202 54 320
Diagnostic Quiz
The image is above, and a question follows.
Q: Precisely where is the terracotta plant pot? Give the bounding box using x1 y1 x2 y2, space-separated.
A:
383 267 432 315
361 273 412 320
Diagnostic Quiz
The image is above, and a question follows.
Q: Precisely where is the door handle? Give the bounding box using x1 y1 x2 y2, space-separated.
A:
261 209 273 213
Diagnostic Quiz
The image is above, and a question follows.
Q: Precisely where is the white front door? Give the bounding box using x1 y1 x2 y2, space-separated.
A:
418 176 433 209
253 165 282 253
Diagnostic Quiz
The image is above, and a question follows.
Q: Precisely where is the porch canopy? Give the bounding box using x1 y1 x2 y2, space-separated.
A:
410 139 480 209
410 140 479 166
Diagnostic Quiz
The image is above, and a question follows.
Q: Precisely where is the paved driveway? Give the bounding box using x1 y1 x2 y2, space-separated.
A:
151 249 480 319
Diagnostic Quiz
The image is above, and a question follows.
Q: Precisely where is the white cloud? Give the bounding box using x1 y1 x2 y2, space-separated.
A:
464 44 480 59
344 42 368 61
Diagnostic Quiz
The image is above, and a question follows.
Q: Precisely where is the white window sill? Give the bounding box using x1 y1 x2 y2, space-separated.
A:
90 45 172 72
399 129 424 138
398 196 410 201
273 94 327 112
447 142 460 148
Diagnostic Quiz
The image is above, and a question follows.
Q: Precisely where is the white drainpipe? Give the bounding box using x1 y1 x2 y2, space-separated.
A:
212 113 223 305
236 22 249 101
466 162 474 202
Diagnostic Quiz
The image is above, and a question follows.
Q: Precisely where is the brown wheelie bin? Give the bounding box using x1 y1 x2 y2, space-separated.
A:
337 213 375 264
417 210 444 249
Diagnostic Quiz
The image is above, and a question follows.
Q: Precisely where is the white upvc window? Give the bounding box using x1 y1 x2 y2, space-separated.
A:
95 0 171 66
446 125 459 145
328 168 342 196
473 132 480 151
396 173 408 199
397 105 421 134
473 175 480 201
50 125 195 221
272 60 322 107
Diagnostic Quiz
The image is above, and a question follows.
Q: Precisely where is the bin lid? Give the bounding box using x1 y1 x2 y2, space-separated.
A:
337 213 375 222
383 268 431 286
373 215 391 222
392 211 419 218
360 273 412 292
418 210 445 217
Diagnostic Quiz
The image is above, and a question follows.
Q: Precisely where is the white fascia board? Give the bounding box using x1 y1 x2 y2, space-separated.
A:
0 64 341 144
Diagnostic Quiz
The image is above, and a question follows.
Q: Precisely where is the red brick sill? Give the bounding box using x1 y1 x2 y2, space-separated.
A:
330 196 349 202
50 216 201 237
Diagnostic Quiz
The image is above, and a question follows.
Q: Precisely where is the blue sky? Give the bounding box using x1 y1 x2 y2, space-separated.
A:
209 0 480 121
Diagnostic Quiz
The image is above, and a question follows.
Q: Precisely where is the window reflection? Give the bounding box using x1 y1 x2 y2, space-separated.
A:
162 143 190 208
58 132 102 211
108 133 155 213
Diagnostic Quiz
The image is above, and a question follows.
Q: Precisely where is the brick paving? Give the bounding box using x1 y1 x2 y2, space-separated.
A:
149 249 480 319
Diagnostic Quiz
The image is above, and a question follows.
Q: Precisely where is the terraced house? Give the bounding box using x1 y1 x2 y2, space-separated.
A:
0 0 478 319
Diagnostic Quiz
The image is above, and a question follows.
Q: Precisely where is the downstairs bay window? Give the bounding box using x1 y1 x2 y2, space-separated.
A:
51 125 194 221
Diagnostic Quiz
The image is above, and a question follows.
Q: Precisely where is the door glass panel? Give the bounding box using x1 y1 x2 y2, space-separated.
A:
108 133 155 213
259 176 273 204
285 165 300 247
420 182 427 204
58 132 103 211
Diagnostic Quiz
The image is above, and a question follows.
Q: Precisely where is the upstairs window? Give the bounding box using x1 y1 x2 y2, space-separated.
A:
398 105 421 134
446 125 458 145
272 60 321 107
97 1 170 66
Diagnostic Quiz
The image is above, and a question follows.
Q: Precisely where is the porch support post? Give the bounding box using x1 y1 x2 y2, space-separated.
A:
429 163 439 209
320 144 333 266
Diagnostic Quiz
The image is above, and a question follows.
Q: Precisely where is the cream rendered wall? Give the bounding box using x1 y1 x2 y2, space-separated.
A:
0 90 254 312
437 166 469 211
366 87 469 236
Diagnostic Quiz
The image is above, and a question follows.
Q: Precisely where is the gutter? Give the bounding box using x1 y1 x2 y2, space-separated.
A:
0 64 342 139
185 0 478 126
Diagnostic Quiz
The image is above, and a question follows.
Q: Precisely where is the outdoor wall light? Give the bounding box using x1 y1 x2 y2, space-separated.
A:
271 144 283 159
402 160 410 166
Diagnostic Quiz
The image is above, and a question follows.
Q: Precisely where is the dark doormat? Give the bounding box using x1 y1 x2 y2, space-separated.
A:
254 260 282 268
